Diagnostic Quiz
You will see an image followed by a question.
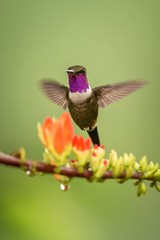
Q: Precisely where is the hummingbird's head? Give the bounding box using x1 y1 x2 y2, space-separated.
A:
66 65 89 93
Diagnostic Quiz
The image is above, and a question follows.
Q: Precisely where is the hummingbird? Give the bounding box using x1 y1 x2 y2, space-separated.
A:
41 65 147 145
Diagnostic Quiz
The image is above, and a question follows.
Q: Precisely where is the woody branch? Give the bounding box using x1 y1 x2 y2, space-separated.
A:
0 152 154 181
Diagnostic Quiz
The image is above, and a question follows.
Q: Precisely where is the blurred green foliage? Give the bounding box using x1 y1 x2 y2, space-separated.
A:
0 0 160 239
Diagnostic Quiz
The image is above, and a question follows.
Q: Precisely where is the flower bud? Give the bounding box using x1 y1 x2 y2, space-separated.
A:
94 159 109 178
140 156 148 173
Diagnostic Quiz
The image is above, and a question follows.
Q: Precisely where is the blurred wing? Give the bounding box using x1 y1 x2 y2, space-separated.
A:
41 79 69 109
93 80 148 108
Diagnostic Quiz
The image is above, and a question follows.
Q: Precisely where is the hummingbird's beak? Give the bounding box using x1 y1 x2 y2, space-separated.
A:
66 69 75 73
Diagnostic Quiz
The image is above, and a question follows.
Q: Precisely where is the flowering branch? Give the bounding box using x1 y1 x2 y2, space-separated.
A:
0 151 145 179
1 112 160 196
0 150 160 196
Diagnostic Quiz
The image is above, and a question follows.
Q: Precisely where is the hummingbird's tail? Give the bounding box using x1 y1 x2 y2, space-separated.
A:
87 127 100 146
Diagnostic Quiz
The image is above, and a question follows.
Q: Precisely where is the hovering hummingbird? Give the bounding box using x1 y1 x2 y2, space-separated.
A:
41 65 147 145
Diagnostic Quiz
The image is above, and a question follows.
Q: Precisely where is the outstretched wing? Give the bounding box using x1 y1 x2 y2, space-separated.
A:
93 80 148 108
40 79 69 109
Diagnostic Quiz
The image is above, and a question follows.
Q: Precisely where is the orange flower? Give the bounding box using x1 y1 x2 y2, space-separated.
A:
38 112 74 154
72 135 91 167
72 136 91 151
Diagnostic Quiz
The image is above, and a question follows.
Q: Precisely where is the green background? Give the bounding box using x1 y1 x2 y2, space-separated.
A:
0 0 160 239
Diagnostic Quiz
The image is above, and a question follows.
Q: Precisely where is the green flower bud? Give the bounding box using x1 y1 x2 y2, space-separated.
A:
140 156 147 173
113 157 124 178
148 161 154 171
123 153 129 166
141 182 147 195
153 163 159 172
74 150 91 167
153 169 160 178
133 180 140 186
90 153 101 172
109 150 118 167
116 179 126 184
144 170 154 178
94 159 109 178
134 162 140 171
90 145 106 172
125 166 133 179
137 183 142 197
128 153 136 167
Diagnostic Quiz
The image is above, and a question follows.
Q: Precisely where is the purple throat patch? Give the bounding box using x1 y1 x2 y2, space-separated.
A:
68 74 89 93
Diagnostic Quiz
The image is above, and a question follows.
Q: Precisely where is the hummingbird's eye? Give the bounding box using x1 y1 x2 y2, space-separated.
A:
80 69 86 74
